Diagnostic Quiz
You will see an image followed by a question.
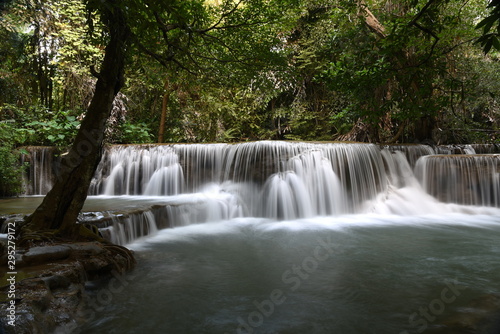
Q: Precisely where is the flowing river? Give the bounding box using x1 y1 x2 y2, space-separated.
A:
79 214 500 334
6 141 500 333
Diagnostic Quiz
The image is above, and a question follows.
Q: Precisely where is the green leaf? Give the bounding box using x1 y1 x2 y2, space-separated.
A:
485 39 493 53
476 16 497 33
488 0 500 9
492 36 500 51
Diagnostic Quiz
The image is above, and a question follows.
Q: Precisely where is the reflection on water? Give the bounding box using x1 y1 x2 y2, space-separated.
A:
80 215 500 334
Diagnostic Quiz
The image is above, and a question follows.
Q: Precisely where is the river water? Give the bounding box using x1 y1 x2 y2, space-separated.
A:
10 142 500 333
79 214 500 334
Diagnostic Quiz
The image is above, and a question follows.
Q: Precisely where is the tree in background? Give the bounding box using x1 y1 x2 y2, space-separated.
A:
0 0 102 109
269 0 499 143
123 0 299 143
172 0 499 144
19 0 300 241
2 0 499 146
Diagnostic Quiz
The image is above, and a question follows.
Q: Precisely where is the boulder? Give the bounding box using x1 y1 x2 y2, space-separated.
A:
22 245 71 265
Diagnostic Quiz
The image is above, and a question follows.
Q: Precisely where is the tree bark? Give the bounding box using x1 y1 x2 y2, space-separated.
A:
357 2 386 39
22 4 130 238
158 79 170 143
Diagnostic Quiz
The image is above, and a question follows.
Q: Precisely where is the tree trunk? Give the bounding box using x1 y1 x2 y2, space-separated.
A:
158 79 170 143
22 4 129 238
357 1 437 143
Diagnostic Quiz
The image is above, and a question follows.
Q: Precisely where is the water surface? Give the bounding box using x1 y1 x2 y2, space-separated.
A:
80 214 500 334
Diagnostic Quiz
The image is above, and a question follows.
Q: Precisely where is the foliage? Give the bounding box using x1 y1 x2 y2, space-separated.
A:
0 104 81 146
0 5 32 106
0 120 26 196
119 0 303 143
0 0 499 146
24 110 80 146
0 0 103 110
116 121 153 144
476 0 500 53
284 0 500 143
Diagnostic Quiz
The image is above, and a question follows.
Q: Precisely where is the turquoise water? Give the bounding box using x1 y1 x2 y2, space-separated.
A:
15 143 500 333
79 214 500 334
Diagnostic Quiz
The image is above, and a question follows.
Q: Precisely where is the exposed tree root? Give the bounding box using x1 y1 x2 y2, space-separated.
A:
102 243 136 272
17 217 136 273
19 221 108 248
18 229 63 247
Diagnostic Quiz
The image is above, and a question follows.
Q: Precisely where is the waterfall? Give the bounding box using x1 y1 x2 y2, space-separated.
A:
382 144 436 167
415 154 500 207
21 142 500 244
143 164 184 196
90 145 183 195
21 146 60 195
98 210 159 245
87 142 391 214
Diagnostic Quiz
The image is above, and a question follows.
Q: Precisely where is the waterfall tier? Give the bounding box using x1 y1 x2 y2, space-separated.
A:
415 154 500 207
21 146 61 195
19 142 500 244
87 142 406 217
22 142 500 214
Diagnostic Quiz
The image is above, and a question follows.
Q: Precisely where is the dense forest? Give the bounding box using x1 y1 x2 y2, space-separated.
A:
1 0 500 196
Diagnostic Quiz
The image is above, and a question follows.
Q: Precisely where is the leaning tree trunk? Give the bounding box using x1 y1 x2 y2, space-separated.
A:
22 5 129 239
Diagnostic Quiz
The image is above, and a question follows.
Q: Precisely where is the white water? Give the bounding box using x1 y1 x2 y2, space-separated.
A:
17 142 500 245
79 214 500 334
12 142 500 333
21 146 58 195
415 154 500 207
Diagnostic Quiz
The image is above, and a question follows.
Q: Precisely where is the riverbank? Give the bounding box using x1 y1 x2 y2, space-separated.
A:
0 226 135 334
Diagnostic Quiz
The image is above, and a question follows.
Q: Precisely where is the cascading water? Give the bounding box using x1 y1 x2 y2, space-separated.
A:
415 154 500 207
8 141 500 334
90 145 184 195
88 142 392 215
21 146 60 195
98 210 159 245
20 141 500 244
382 143 436 167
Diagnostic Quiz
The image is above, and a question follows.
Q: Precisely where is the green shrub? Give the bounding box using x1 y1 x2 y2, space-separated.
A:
0 121 26 196
117 121 153 144
24 109 80 146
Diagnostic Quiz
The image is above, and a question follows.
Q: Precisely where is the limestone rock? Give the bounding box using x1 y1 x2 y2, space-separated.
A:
22 245 71 265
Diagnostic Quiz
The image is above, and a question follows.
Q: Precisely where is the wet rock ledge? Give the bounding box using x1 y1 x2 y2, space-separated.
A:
0 237 135 334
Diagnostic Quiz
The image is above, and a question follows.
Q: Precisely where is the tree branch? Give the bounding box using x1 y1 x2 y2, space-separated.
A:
411 21 439 66
199 0 245 33
408 0 438 26
357 2 386 39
